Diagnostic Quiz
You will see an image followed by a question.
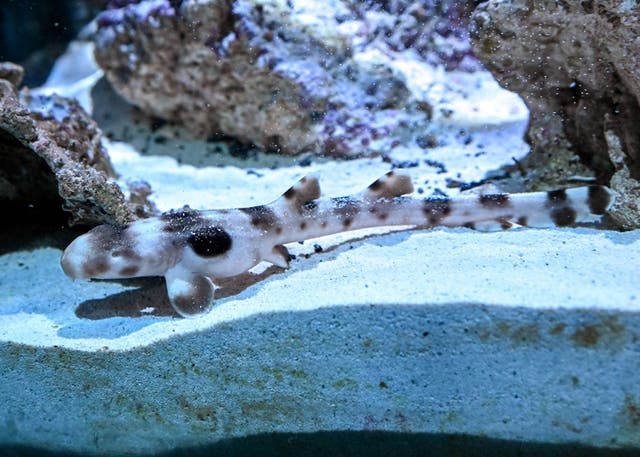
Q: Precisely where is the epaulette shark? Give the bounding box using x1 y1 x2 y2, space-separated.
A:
61 172 614 317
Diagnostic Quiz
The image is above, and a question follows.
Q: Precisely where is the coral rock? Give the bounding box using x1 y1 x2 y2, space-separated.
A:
470 0 640 227
93 0 471 157
0 62 136 226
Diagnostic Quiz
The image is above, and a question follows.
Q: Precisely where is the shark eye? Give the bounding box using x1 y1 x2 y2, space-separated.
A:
188 226 232 257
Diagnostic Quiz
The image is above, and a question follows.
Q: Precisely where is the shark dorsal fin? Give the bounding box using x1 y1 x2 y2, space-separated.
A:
362 171 414 200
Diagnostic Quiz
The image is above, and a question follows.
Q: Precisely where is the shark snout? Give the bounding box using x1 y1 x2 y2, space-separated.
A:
60 248 76 277
60 235 92 278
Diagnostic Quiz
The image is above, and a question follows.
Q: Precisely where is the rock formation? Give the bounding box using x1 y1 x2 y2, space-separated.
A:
471 0 640 228
0 61 139 226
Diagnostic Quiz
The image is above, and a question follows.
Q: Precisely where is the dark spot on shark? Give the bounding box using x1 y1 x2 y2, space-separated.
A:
547 189 567 204
89 224 128 251
161 208 207 233
422 197 451 224
479 193 510 208
111 247 142 262
551 207 577 226
587 186 611 215
188 226 232 257
119 265 140 277
241 205 278 232
332 196 360 227
84 256 110 277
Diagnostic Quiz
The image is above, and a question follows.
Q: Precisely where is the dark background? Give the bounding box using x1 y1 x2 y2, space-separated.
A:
0 0 105 86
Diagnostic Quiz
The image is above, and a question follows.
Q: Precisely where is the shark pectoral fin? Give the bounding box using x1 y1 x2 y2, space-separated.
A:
263 245 291 268
164 264 217 317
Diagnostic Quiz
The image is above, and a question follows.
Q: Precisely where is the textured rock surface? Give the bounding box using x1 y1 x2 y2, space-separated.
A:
344 0 479 71
0 62 139 226
605 128 640 229
470 0 640 228
0 1 104 87
93 0 476 157
1 228 639 455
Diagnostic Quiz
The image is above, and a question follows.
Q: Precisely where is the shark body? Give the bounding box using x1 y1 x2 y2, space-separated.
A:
61 172 614 317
